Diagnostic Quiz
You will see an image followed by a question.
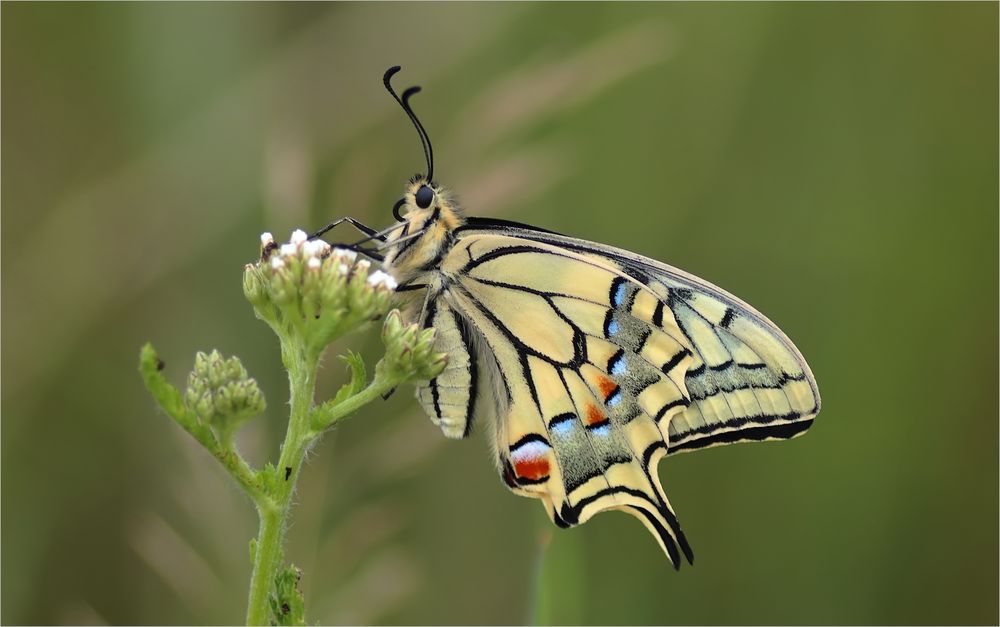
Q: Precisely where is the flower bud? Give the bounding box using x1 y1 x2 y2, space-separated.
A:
268 267 295 306
318 260 349 312
243 263 268 309
290 229 308 246
378 311 447 383
185 350 265 441
259 232 278 261
331 248 357 265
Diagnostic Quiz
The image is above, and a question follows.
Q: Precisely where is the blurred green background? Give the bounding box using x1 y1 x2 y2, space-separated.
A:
2 3 997 625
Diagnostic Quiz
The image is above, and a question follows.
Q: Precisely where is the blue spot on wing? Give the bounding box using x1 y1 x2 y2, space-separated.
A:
551 420 575 436
607 391 622 407
590 424 611 436
613 282 628 307
608 320 619 336
548 413 577 437
610 354 626 376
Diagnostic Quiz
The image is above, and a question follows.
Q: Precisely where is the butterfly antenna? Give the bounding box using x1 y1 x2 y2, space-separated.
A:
401 86 434 182
383 66 435 182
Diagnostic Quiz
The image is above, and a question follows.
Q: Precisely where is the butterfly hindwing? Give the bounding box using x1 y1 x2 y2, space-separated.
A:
437 234 697 566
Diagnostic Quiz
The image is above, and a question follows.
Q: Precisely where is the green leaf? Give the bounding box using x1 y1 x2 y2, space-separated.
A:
311 351 369 431
138 343 196 432
332 351 367 405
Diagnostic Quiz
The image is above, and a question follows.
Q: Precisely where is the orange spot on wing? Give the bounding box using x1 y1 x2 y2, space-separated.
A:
514 457 550 481
585 404 606 426
596 376 619 401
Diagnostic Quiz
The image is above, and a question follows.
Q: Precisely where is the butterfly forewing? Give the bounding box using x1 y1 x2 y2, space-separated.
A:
454 219 822 456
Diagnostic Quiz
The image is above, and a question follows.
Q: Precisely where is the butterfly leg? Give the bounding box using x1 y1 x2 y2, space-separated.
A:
417 289 435 326
307 217 391 262
309 217 382 241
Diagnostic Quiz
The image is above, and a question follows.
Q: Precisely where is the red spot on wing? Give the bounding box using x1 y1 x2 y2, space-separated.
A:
585 404 606 426
514 457 550 481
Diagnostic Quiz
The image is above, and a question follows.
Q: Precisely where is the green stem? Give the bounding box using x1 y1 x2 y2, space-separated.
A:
245 340 318 626
246 502 283 626
215 446 269 506
310 374 398 434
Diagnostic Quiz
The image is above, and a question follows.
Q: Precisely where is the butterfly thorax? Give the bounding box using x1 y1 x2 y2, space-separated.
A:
382 177 464 287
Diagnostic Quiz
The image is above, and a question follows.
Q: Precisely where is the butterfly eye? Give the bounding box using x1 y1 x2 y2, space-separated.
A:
392 197 406 222
415 185 434 209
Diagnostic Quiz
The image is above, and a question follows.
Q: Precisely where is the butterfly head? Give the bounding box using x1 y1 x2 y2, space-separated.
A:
382 174 463 281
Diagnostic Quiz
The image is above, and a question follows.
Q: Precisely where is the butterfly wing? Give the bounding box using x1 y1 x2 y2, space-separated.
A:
425 232 705 566
455 218 821 455
414 222 820 566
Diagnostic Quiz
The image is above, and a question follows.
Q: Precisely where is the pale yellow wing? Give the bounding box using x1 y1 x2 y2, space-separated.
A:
437 233 698 566
411 223 820 566
454 219 821 454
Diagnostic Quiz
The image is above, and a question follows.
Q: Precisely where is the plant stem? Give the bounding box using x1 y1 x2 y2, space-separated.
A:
246 502 284 625
311 375 398 434
245 340 318 625
215 446 269 506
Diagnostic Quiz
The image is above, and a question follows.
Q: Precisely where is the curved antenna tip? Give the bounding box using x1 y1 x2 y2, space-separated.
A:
401 85 422 104
383 66 402 85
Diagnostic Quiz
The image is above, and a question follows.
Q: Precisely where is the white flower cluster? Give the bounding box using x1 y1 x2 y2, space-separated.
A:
262 230 371 275
262 230 333 270
255 229 397 296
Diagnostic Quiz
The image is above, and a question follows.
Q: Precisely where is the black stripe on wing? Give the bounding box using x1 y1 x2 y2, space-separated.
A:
669 418 813 453
559 485 692 570
451 277 591 416
451 309 480 438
